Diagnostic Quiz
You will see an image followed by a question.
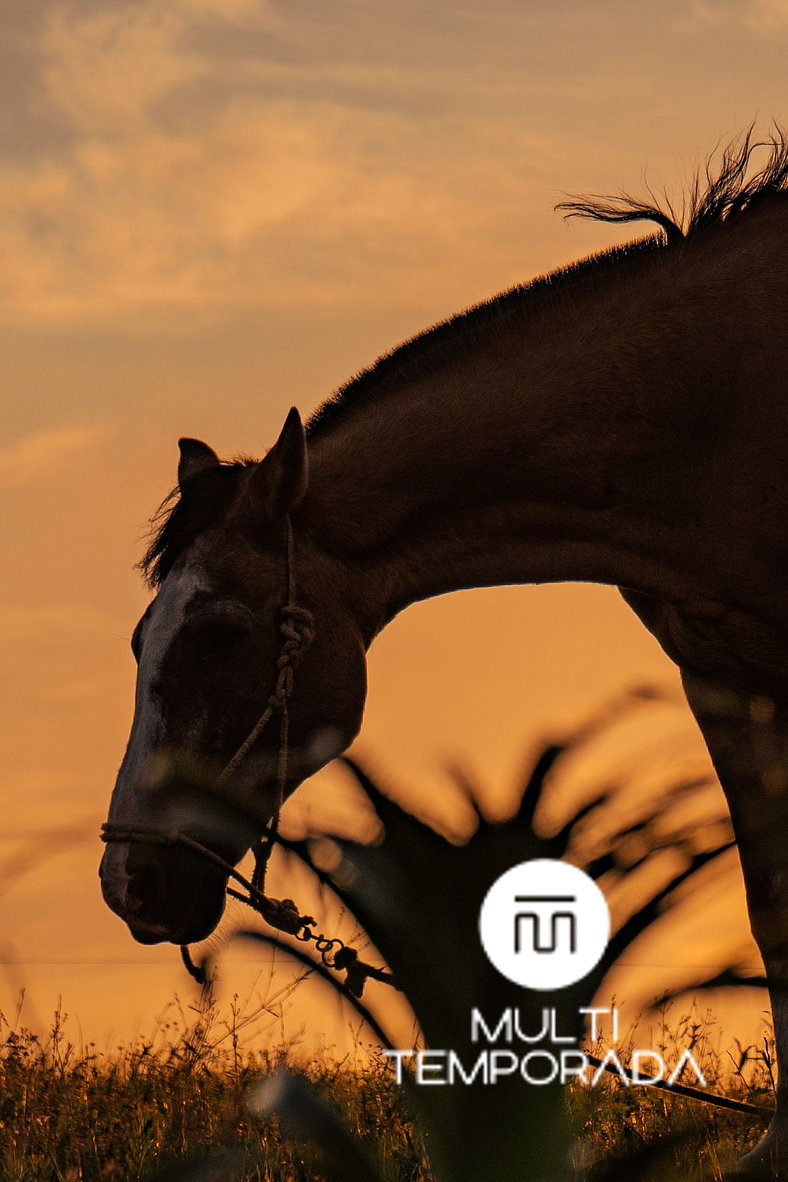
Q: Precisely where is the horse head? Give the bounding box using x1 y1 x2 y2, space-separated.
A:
100 409 367 944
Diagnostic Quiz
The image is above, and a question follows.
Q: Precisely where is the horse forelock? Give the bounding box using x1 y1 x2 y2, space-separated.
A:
140 460 256 588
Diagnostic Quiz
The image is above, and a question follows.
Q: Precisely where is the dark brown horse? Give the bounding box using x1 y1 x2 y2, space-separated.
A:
101 133 788 1178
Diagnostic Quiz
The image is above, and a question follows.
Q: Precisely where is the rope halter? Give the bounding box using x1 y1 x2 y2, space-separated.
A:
101 516 395 998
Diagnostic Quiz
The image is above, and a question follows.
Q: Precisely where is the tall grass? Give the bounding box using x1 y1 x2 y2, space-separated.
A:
0 992 427 1182
568 1000 776 1179
0 993 775 1182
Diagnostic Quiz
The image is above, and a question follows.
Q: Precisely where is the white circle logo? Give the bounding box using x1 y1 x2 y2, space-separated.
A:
478 859 610 991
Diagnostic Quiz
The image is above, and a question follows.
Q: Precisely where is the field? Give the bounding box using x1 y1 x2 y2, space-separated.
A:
3 713 777 1182
0 992 777 1182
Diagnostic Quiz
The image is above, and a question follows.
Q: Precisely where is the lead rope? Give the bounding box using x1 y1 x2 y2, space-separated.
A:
172 829 397 998
100 822 397 996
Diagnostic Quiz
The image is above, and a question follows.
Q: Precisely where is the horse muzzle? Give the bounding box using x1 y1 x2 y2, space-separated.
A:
99 839 228 945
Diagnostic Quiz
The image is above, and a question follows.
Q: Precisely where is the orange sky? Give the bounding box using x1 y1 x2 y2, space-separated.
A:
1 0 785 1049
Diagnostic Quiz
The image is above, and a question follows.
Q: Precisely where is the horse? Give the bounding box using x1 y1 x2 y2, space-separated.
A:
101 131 788 1178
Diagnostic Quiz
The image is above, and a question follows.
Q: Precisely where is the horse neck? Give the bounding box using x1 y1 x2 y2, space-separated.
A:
302 257 725 644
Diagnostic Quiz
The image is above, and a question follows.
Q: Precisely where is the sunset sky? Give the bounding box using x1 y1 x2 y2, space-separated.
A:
2 0 785 1047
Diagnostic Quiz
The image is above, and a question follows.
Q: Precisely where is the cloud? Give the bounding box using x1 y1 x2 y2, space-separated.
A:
0 424 110 486
690 0 788 28
0 1 605 326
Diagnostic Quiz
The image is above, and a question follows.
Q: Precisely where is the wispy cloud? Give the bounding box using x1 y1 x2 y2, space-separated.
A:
0 2 630 326
0 424 110 486
3 1 777 327
690 0 788 28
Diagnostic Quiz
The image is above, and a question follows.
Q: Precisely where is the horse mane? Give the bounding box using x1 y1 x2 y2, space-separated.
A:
140 461 255 587
306 235 664 440
142 129 788 583
556 124 788 243
307 126 788 441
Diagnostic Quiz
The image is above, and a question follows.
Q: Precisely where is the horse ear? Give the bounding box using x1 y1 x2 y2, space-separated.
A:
178 438 220 489
250 407 309 516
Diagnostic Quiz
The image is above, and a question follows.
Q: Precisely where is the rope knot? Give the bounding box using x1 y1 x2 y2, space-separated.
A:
279 604 316 659
269 604 315 712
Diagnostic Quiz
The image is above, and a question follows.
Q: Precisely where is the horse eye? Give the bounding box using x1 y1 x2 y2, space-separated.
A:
197 619 249 658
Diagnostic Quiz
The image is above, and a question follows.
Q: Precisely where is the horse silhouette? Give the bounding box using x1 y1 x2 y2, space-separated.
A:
102 130 788 1178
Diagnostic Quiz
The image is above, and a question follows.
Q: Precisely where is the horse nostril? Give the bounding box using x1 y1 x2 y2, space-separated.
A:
126 861 166 920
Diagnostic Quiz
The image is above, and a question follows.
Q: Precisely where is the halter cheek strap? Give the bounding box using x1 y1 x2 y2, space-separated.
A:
217 518 315 857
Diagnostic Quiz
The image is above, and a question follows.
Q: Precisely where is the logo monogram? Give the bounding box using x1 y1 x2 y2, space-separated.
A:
513 896 578 955
479 860 610 991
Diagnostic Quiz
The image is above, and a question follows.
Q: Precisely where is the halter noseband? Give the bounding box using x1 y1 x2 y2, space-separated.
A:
101 514 315 896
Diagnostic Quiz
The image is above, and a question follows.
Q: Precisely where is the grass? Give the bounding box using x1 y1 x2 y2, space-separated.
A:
0 988 429 1182
568 1000 776 1180
0 991 776 1182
